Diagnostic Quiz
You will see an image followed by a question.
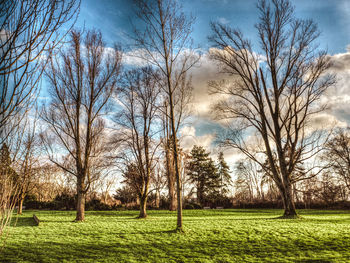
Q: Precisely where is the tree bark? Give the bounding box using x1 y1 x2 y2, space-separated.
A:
75 179 85 221
168 169 177 211
138 195 147 218
18 197 24 215
155 190 160 208
165 138 177 211
168 185 176 210
280 183 297 218
197 187 202 206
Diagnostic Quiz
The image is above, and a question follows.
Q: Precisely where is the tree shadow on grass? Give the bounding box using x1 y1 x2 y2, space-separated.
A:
39 219 74 224
298 209 350 215
14 216 37 227
86 211 139 217
2 233 348 263
115 229 179 236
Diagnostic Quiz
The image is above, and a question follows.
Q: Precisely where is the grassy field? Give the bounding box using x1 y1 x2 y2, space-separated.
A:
1 209 350 262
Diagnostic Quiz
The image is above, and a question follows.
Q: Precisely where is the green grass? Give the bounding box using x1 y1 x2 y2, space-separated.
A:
1 209 350 262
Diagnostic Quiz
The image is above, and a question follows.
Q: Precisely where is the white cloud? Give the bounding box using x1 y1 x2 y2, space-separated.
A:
308 112 347 132
179 125 215 151
321 48 350 125
217 17 230 25
188 52 223 118
122 49 150 67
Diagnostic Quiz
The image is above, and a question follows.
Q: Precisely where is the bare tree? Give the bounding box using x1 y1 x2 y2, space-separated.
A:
323 127 350 191
40 30 121 221
149 160 167 208
0 113 35 243
0 0 79 140
235 158 265 202
113 67 161 218
0 143 19 245
31 164 61 202
133 0 199 230
209 0 334 217
15 111 41 214
161 74 193 211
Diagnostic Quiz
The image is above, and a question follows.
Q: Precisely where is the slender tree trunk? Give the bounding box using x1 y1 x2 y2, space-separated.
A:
198 180 205 206
174 154 183 231
139 195 147 218
75 178 85 221
197 184 203 206
169 182 177 210
103 193 108 204
155 190 160 208
18 197 24 215
168 171 177 211
167 83 183 230
261 183 265 201
165 144 177 211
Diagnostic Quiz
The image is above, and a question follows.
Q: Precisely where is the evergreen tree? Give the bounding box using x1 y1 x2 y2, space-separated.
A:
217 152 232 196
187 145 220 206
204 157 221 205
0 144 16 179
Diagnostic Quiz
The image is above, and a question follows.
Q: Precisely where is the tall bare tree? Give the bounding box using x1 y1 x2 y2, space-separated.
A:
133 0 198 230
113 67 161 218
40 30 121 221
323 127 350 191
209 0 334 217
161 73 193 211
0 0 79 140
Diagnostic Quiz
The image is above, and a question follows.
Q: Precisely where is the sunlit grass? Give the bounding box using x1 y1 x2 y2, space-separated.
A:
1 209 350 262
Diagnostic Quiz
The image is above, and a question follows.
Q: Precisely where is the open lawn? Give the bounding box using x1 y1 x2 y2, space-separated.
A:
1 209 350 262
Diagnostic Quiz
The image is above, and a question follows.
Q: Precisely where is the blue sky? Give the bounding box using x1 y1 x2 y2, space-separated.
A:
77 0 350 54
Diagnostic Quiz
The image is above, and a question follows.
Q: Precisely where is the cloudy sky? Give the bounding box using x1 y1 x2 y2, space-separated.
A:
47 0 350 167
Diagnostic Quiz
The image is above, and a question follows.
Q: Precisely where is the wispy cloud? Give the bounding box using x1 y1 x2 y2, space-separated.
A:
217 17 230 25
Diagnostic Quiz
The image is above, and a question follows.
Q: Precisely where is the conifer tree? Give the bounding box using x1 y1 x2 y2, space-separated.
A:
217 152 232 196
187 145 220 206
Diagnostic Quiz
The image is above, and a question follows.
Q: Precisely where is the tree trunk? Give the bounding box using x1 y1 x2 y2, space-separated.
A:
280 183 297 218
18 197 24 215
75 180 85 221
139 195 147 218
155 190 160 208
197 181 204 206
175 164 183 231
197 188 202 206
168 182 177 211
166 143 177 211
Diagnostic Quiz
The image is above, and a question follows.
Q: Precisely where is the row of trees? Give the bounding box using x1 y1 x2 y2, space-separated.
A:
14 127 350 212
1 0 346 237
